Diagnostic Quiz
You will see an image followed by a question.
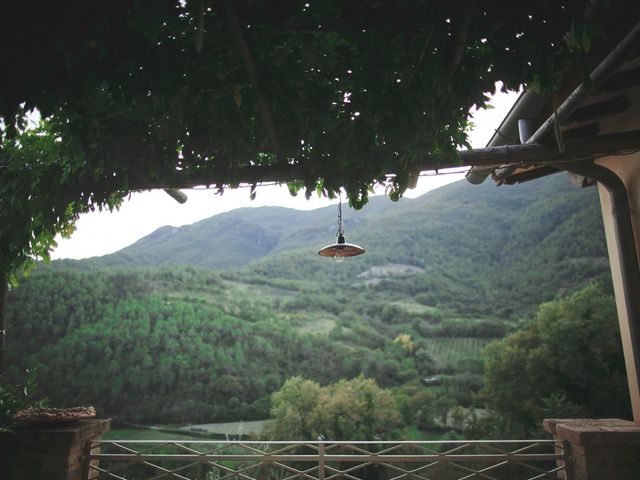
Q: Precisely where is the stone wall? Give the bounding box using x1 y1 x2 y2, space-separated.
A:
0 419 110 480
544 418 640 480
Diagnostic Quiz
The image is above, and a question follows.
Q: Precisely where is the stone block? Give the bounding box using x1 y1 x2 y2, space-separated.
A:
544 418 640 480
0 419 111 480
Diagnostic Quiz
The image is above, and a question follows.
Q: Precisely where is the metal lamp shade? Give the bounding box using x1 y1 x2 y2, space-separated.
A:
318 234 365 258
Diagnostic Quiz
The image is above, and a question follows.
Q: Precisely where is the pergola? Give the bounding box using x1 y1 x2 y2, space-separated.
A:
1 0 640 424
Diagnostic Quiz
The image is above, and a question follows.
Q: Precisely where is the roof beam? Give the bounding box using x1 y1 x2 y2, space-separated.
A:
467 20 640 185
454 129 640 169
147 130 640 190
527 21 640 144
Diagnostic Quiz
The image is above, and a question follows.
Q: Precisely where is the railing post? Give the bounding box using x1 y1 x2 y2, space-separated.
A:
318 438 325 480
84 436 105 480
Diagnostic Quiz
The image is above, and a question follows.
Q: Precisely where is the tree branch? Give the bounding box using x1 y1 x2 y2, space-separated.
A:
447 0 475 79
224 1 285 163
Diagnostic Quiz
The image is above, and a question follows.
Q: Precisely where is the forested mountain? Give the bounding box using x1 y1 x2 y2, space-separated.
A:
242 174 610 316
54 173 610 316
55 197 397 270
4 173 614 427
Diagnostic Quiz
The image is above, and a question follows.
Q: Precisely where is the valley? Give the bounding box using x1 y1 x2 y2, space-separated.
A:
3 173 622 439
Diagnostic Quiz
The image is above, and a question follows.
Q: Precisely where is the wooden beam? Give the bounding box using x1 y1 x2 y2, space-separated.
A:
568 95 630 124
144 130 640 190
527 21 640 144
453 130 640 169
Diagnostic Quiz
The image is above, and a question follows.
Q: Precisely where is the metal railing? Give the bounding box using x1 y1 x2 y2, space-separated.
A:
87 439 567 480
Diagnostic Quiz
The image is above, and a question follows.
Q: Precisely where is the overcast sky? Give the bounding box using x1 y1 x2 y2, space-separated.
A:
50 86 519 260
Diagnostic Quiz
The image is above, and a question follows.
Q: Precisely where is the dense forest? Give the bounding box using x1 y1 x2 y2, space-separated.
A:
5 266 496 424
3 174 630 437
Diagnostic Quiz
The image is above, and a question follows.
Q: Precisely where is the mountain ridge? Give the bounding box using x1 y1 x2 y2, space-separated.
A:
48 172 611 317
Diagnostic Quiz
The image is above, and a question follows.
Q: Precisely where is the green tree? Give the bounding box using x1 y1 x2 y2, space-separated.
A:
407 390 439 430
311 377 403 440
0 369 46 432
267 376 403 440
480 284 630 437
267 377 324 440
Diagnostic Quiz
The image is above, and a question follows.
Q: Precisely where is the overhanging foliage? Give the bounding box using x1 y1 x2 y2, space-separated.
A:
0 0 620 275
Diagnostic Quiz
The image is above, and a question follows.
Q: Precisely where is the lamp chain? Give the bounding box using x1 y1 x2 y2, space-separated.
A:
337 194 344 237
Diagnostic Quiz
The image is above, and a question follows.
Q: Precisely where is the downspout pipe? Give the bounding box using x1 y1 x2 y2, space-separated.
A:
563 161 640 421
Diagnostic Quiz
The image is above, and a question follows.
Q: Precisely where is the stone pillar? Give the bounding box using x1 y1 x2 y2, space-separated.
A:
0 418 110 480
544 418 640 480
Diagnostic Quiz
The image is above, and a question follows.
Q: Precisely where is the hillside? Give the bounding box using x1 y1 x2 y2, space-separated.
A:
4 172 613 425
56 197 397 270
53 173 610 316
242 174 610 316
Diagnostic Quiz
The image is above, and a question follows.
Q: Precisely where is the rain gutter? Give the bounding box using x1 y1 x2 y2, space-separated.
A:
465 90 548 184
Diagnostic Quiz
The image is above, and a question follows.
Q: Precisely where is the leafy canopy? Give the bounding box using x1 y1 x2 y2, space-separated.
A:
0 0 601 276
480 284 630 437
0 125 125 282
266 376 402 440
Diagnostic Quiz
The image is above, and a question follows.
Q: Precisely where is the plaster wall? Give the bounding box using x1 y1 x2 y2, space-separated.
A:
587 75 640 421
595 151 640 421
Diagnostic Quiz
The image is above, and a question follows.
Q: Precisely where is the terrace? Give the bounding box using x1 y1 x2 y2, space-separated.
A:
2 3 640 479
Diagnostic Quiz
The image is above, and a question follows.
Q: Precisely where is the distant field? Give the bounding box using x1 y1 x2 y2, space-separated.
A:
422 337 492 370
103 420 268 441
104 428 204 441
181 420 268 436
390 301 441 316
104 424 444 443
293 312 337 335
104 425 444 444
403 427 447 441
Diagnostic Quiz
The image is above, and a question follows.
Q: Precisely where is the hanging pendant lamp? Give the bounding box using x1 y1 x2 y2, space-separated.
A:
318 194 365 263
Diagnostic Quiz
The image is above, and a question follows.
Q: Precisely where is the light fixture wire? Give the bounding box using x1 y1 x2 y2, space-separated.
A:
336 192 344 238
318 191 365 259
